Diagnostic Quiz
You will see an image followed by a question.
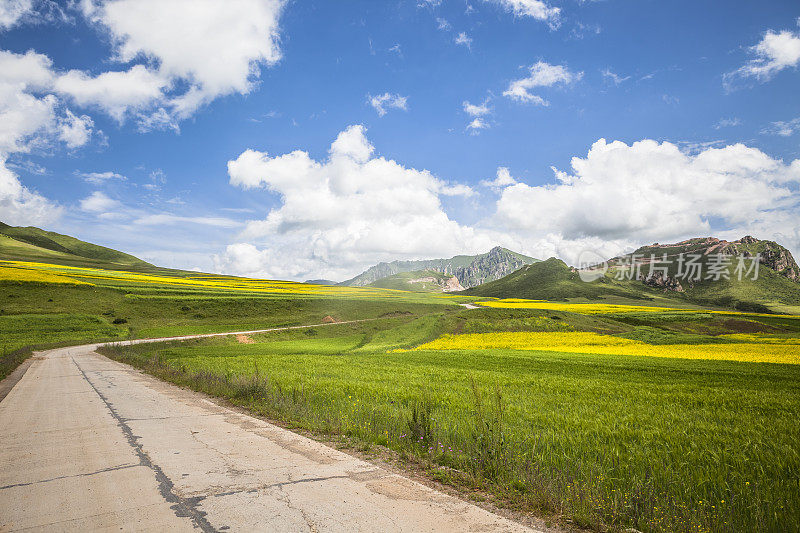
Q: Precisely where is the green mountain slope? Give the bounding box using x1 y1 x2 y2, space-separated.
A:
342 246 539 289
465 237 800 313
0 222 154 269
366 270 464 292
464 258 653 301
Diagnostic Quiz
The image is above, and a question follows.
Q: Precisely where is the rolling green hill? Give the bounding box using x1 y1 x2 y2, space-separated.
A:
342 246 539 288
366 270 463 292
464 257 657 301
465 237 800 313
0 221 155 270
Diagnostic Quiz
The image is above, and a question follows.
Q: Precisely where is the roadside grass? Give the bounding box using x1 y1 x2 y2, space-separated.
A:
0 313 128 379
100 314 800 533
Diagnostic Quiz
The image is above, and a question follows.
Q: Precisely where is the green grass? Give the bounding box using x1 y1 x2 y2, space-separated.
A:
4 240 800 532
100 312 800 533
0 313 128 379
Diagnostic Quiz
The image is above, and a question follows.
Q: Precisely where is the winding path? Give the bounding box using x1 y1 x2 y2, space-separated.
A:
0 327 534 532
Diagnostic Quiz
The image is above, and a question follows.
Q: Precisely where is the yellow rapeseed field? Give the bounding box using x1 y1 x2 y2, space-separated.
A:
476 298 800 319
476 299 695 314
0 260 459 300
0 265 92 285
407 331 800 365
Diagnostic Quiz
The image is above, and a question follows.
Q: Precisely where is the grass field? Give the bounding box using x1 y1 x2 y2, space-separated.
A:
0 260 466 378
99 304 800 533
4 256 800 532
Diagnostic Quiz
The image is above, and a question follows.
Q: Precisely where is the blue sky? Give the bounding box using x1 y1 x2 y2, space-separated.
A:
1 0 799 280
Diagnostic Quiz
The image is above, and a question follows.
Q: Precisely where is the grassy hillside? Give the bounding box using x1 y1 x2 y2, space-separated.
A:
367 270 460 292
464 257 659 301
0 221 154 269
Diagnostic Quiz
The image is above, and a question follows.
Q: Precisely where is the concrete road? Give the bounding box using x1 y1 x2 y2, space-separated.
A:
0 339 535 532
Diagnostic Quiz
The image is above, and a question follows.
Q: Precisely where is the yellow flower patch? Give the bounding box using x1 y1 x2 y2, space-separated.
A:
0 266 92 285
408 331 800 365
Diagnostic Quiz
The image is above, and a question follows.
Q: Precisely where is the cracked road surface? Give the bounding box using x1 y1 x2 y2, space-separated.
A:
0 342 535 532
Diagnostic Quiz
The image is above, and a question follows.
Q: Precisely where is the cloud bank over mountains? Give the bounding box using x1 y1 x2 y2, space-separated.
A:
218 127 800 280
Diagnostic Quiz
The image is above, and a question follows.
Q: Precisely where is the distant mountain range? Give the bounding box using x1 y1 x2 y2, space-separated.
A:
5 222 797 313
340 246 539 289
465 236 800 314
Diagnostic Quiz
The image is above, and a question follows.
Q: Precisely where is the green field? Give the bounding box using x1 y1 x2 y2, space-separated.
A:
99 306 800 533
0 259 466 378
3 227 800 532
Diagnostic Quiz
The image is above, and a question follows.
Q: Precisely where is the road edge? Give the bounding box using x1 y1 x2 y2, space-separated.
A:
0 353 36 403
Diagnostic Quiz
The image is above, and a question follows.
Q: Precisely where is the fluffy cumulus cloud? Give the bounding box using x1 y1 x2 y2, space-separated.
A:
504 61 582 105
0 50 86 225
487 0 559 24
80 0 284 120
481 167 517 189
0 0 286 225
0 156 60 225
492 139 800 260
367 93 408 117
217 125 491 279
54 65 169 122
725 26 800 88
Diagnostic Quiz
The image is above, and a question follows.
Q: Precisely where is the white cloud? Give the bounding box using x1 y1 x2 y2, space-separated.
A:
761 117 800 137
133 214 241 228
725 27 800 88
481 166 517 189
84 0 284 118
367 92 408 117
454 32 472 48
0 0 34 30
0 83 58 154
80 190 120 213
464 99 492 132
76 170 127 184
220 125 494 279
0 156 60 225
494 139 800 253
487 0 559 24
601 68 630 86
713 117 742 130
0 50 92 154
436 17 451 31
57 109 94 148
0 49 54 88
54 65 170 122
504 61 582 104
463 99 491 117
467 118 490 132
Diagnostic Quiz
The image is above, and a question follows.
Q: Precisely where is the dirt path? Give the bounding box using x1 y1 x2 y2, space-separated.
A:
0 329 536 532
